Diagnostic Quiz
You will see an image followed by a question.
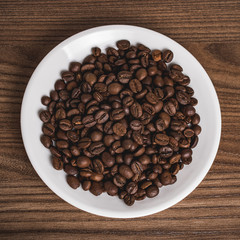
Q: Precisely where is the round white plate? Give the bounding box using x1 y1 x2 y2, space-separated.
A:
21 25 221 218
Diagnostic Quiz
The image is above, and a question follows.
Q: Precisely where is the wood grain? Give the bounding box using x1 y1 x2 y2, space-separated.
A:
0 0 240 239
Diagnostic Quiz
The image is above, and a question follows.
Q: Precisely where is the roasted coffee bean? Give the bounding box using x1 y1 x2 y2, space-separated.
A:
77 156 91 168
135 68 147 81
93 159 104 174
82 115 96 127
181 148 193 160
64 164 78 175
111 109 125 121
41 135 52 148
152 50 162 62
163 101 176 116
113 174 126 187
132 131 144 145
159 146 173 158
41 96 51 106
90 182 104 196
40 110 51 123
193 125 201 135
142 103 155 115
118 71 132 84
42 123 55 136
130 102 143 118
139 154 151 165
89 142 105 155
191 135 199 148
146 92 159 105
67 175 80 189
176 91 190 105
129 79 142 93
113 122 127 136
59 119 72 131
108 83 123 95
52 156 63 170
160 171 172 185
119 164 134 179
184 128 195 138
146 185 159 198
169 154 181 164
126 182 138 195
104 181 118 196
192 113 200 125
78 137 91 149
94 110 109 124
117 40 130 50
102 151 115 167
90 172 104 182
182 105 196 116
154 134 169 145
82 180 91 191
104 135 115 147
124 194 135 206
131 161 143 175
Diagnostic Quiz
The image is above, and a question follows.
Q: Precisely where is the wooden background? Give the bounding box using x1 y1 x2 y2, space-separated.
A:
0 0 240 239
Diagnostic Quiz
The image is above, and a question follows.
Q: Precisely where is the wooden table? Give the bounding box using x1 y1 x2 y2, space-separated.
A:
1 0 240 239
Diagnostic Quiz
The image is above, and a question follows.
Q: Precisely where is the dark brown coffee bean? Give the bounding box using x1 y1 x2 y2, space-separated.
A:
67 175 80 189
84 72 97 86
113 122 127 137
82 115 96 127
90 182 104 196
64 164 78 175
146 185 159 198
78 137 91 149
102 152 115 167
191 113 200 125
40 135 52 148
131 161 143 175
89 142 105 155
191 135 199 148
169 154 181 164
40 110 51 123
94 110 109 124
135 68 147 81
130 102 143 118
41 96 51 106
126 182 138 195
162 50 173 63
104 135 115 147
176 91 190 105
184 128 195 138
154 134 169 145
111 109 125 121
132 131 143 145
92 159 104 174
52 156 63 170
146 92 158 105
56 140 68 149
92 47 101 57
193 125 201 135
163 101 176 116
160 171 172 185
119 164 134 179
116 40 130 50
62 71 74 82
90 172 104 182
82 180 91 191
42 123 55 136
181 148 193 160
124 194 135 206
77 156 91 168
129 79 142 93
69 62 81 72
118 71 132 84
159 146 173 158
182 105 196 117
142 103 156 116
104 181 118 196
113 174 126 188
139 154 151 165
108 83 123 95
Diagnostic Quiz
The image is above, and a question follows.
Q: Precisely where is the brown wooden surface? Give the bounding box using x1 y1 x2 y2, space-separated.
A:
0 0 240 239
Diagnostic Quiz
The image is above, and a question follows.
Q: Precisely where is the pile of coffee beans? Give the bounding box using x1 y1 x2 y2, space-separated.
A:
40 40 201 206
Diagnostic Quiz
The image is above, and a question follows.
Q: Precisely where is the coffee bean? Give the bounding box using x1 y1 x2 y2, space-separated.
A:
67 175 80 189
113 174 126 187
64 164 78 175
89 142 105 155
124 194 135 206
113 122 127 136
104 135 115 147
152 50 162 61
163 101 176 116
59 119 72 131
52 156 63 170
131 161 143 175
169 154 181 164
41 96 51 106
162 50 173 63
181 148 193 160
184 128 195 138
82 115 96 127
104 181 118 196
118 71 132 84
130 102 143 118
182 105 196 116
126 182 138 195
78 137 91 149
108 83 123 95
132 131 144 145
40 110 51 123
119 164 134 179
129 79 142 93
159 146 173 158
160 171 172 185
41 135 52 148
90 182 104 196
77 156 91 168
111 109 125 121
94 110 109 124
176 91 190 105
193 125 201 135
139 154 151 165
101 152 115 167
154 134 169 145
191 135 199 148
135 68 147 81
82 180 91 191
116 40 130 50
42 123 55 136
